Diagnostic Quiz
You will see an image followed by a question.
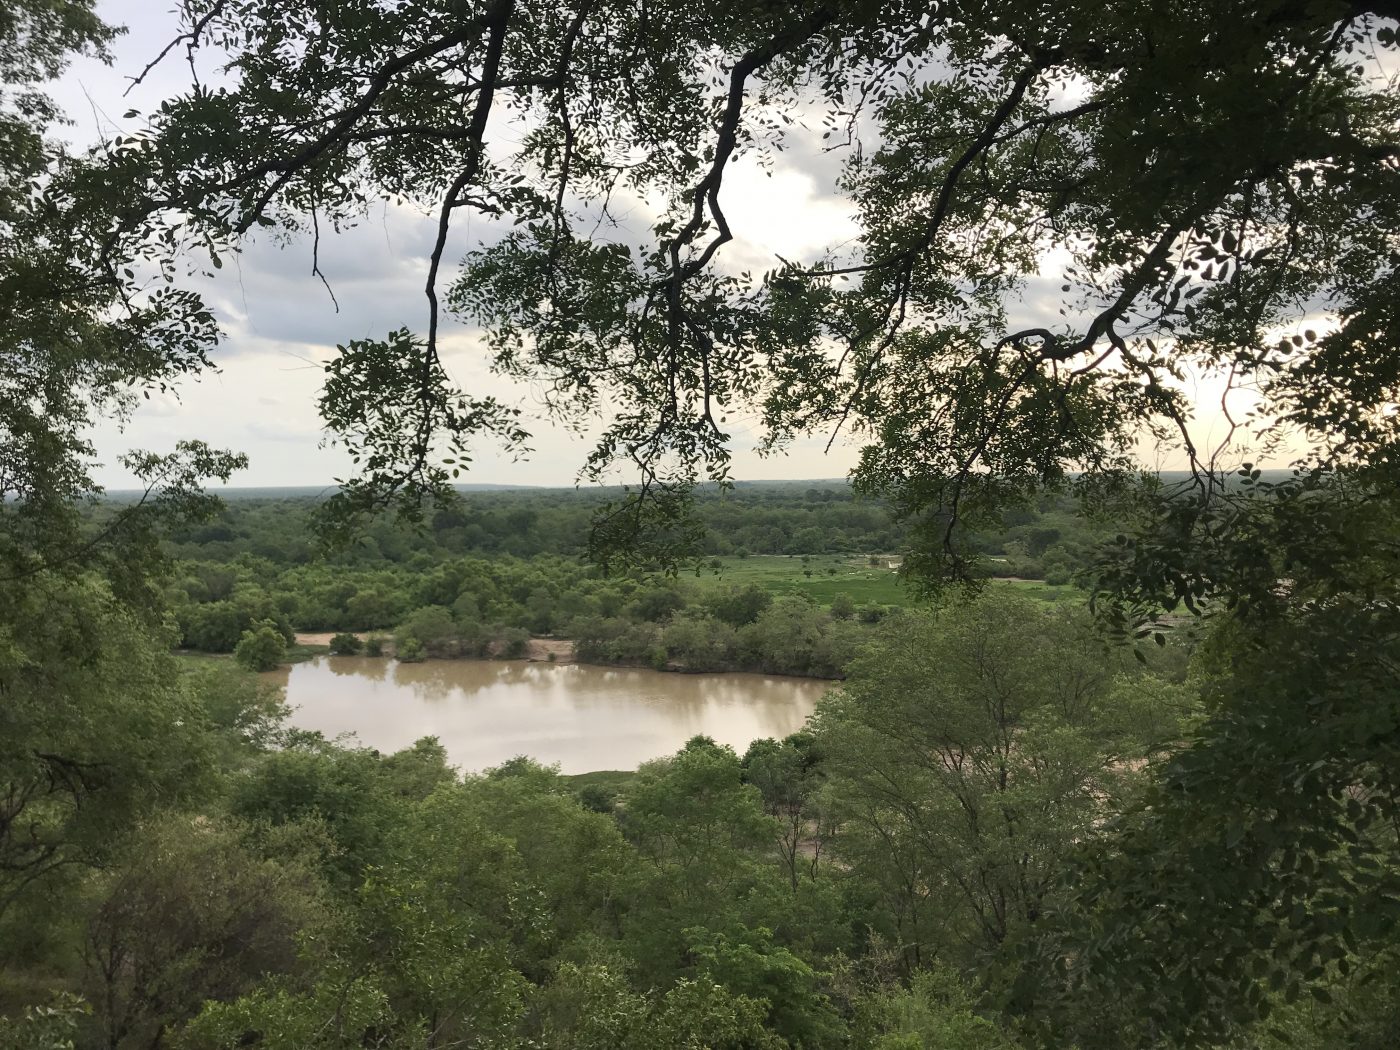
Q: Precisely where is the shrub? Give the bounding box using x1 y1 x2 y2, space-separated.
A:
704 584 771 628
626 585 687 623
396 636 426 663
578 786 616 813
395 605 458 658
364 634 387 657
234 620 287 672
496 627 530 659
181 601 251 652
662 613 738 671
328 632 363 655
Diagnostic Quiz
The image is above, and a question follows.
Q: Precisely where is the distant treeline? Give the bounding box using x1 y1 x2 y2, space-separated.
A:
149 483 1116 676
158 482 1109 582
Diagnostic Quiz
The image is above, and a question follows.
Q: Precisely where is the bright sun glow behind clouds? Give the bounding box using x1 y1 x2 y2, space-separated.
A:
58 1 1307 490
54 2 880 488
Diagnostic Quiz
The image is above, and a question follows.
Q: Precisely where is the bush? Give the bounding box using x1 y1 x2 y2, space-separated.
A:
626 585 687 623
181 601 249 652
234 620 287 672
395 605 459 658
496 627 530 659
578 786 616 813
397 636 426 662
364 634 387 657
704 584 772 628
662 613 738 671
328 632 363 655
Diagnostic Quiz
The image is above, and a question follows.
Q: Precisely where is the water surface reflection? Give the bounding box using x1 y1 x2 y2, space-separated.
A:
269 657 831 773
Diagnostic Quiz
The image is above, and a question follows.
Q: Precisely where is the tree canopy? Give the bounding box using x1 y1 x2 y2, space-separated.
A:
69 0 1390 567
4 1 1400 1047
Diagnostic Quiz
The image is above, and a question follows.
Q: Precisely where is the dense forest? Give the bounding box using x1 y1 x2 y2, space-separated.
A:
154 483 1098 579
5 1 1400 1049
6 478 1395 1050
4 588 1228 1050
155 483 1102 677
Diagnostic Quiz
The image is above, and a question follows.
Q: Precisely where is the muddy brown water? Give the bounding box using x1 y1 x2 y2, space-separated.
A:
266 656 832 774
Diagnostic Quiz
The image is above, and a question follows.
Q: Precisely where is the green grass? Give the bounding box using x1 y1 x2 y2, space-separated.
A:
688 555 911 607
175 643 327 668
286 642 329 664
995 578 1079 603
686 555 1082 608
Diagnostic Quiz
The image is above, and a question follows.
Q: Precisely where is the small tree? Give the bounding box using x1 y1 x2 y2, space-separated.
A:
395 605 458 658
328 632 362 656
234 620 287 672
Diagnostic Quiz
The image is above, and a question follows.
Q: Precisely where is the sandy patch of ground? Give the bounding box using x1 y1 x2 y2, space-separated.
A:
293 631 354 647
525 638 576 663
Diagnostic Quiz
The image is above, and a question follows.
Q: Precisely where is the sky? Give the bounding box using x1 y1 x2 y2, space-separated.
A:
50 1 1271 490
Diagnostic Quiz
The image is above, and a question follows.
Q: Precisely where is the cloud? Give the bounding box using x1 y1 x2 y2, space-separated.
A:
717 157 860 269
75 1 1268 489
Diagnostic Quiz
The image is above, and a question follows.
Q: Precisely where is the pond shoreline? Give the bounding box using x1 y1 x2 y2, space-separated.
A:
294 631 575 664
290 632 845 682
269 653 831 773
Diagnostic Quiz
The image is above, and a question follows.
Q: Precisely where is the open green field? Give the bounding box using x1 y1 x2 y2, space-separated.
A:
689 555 912 606
687 555 1081 608
176 643 327 668
997 578 1080 603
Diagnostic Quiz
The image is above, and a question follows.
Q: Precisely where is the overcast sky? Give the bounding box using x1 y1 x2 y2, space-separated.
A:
52 2 1261 490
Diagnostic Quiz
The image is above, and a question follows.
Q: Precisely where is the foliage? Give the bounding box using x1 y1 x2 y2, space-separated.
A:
687 923 842 1046
107 0 1397 587
233 620 288 672
183 662 289 756
742 733 833 891
226 735 453 888
0 0 230 573
814 593 1184 965
1024 473 1400 1046
326 632 362 656
0 994 88 1050
81 817 322 1050
5 1 1400 1047
527 964 780 1050
496 626 530 659
0 574 218 923
393 604 458 658
852 966 1014 1050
